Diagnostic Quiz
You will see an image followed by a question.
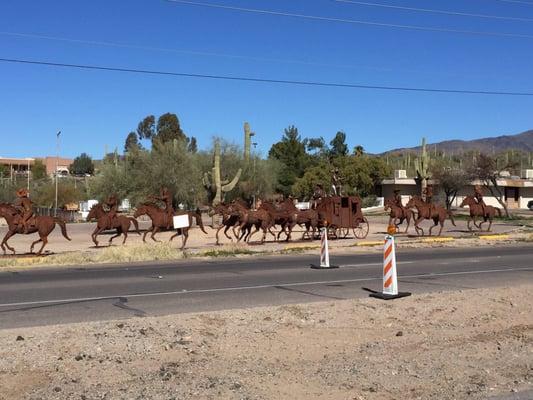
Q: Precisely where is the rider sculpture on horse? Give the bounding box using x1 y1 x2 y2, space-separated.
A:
423 185 435 215
474 185 487 216
152 187 174 229
104 194 119 222
13 188 34 233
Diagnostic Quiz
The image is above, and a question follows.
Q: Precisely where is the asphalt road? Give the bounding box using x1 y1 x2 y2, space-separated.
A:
0 245 531 329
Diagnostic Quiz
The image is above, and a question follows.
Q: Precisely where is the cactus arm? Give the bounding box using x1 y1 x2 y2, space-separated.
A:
222 169 242 192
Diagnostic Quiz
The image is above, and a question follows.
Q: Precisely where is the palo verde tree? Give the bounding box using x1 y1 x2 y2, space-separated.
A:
431 159 469 210
468 153 517 217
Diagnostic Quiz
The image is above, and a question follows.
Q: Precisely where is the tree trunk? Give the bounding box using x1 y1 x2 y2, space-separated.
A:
484 181 511 218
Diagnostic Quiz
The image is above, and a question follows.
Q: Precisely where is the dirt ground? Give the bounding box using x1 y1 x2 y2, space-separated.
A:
0 285 531 400
0 214 527 256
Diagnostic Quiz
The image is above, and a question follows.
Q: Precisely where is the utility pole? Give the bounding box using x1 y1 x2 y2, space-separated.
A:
252 142 258 209
26 158 31 191
54 131 61 216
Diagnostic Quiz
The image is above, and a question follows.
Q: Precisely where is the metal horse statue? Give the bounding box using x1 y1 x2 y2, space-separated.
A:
405 196 456 236
384 198 414 234
0 203 71 255
133 203 207 250
459 195 502 232
86 203 140 247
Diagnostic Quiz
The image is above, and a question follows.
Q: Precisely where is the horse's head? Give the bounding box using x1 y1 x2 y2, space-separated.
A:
86 203 102 221
210 202 227 216
384 198 394 211
133 204 148 218
405 197 417 209
459 196 474 208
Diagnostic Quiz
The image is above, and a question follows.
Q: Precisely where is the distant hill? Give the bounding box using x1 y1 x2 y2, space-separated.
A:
383 129 533 155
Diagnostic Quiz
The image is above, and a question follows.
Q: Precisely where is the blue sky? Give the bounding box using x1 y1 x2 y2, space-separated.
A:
1 0 532 159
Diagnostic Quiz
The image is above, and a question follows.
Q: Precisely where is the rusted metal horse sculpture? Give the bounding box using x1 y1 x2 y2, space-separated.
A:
279 199 320 240
86 203 140 247
0 203 71 255
228 202 274 244
133 203 207 250
459 196 502 232
405 196 456 236
210 202 242 245
384 198 414 233
258 200 298 241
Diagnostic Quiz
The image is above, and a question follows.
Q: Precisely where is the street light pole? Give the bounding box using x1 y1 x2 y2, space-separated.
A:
54 131 61 216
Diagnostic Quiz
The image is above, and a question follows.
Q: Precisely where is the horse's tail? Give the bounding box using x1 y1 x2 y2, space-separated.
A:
128 217 141 235
54 218 72 241
194 208 208 234
447 211 457 226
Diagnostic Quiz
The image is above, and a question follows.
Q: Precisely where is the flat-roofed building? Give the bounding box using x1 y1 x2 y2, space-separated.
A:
0 156 73 177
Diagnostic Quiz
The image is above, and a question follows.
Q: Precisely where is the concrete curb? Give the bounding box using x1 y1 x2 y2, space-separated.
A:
479 234 510 240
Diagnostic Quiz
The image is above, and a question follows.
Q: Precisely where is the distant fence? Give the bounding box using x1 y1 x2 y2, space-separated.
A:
33 207 80 223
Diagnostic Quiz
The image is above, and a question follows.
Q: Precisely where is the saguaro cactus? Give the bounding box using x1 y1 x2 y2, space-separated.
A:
243 122 255 163
203 140 242 206
414 137 431 198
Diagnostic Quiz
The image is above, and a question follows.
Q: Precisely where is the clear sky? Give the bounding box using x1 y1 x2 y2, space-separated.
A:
1 0 532 159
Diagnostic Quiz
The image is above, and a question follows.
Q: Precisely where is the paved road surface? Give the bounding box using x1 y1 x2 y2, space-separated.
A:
0 245 531 329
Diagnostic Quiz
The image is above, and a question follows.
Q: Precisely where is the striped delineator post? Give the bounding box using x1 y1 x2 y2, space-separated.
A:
369 234 411 300
382 235 398 295
310 227 338 269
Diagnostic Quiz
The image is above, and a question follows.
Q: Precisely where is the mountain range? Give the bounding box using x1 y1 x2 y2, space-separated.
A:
383 129 533 155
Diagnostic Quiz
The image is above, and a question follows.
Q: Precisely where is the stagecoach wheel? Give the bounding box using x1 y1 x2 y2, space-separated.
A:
353 217 369 239
337 227 350 239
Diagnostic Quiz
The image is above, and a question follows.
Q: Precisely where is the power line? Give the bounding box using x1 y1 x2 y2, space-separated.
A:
334 0 533 22
1 57 532 96
165 0 533 40
0 31 430 74
490 0 533 5
0 31 502 79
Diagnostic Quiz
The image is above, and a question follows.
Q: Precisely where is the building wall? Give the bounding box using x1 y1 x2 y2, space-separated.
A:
519 187 533 209
42 157 74 175
381 184 420 201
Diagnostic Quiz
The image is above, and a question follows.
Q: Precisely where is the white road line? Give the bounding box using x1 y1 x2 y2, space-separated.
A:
340 261 413 268
0 266 530 308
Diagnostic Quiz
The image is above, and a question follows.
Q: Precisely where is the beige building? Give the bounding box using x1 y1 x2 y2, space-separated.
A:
381 170 533 210
0 156 73 177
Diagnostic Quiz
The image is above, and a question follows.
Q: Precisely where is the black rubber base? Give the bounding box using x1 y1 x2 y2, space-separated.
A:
369 292 412 300
310 264 339 269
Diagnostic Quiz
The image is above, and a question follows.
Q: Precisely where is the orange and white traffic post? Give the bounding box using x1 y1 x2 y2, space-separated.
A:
370 229 411 300
311 227 338 269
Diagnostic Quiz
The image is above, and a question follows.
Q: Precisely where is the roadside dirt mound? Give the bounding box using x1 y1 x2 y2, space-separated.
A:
0 285 531 400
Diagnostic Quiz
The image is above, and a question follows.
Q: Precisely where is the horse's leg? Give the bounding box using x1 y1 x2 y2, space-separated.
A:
181 229 188 250
150 227 161 242
142 227 152 243
2 230 17 255
30 237 42 254
215 225 224 245
224 225 233 241
286 222 296 242
486 217 492 232
169 230 179 242
437 218 444 236
404 214 411 233
91 225 101 246
467 217 472 232
247 226 259 243
36 235 48 255
414 216 424 236
109 229 122 245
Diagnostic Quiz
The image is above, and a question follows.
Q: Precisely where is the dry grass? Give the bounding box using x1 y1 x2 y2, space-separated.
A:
0 243 185 269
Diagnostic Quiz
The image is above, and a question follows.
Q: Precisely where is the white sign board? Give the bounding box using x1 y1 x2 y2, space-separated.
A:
173 215 190 229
